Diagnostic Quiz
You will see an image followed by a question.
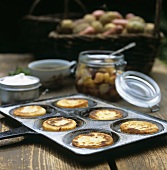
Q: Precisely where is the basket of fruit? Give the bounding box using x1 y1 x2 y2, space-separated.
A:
47 0 163 74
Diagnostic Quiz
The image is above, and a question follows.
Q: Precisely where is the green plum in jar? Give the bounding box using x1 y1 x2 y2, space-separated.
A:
75 50 127 101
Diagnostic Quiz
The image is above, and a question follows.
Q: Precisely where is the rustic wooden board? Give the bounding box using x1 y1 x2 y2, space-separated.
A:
0 55 167 170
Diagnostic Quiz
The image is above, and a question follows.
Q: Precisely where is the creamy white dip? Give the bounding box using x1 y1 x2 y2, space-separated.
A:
0 73 38 85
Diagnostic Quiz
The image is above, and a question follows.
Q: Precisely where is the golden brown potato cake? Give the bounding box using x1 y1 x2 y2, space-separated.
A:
72 132 114 148
89 109 123 120
42 117 77 131
13 105 46 117
56 98 88 108
120 120 159 134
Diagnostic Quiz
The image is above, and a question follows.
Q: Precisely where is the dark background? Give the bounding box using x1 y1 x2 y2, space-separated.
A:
0 0 166 53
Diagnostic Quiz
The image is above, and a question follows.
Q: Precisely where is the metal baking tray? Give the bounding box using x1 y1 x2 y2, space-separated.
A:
0 93 167 156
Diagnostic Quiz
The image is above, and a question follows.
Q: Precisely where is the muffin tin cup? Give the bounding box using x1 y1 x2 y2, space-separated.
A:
0 93 167 156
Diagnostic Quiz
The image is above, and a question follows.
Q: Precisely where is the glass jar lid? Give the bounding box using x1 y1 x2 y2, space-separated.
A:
115 71 161 112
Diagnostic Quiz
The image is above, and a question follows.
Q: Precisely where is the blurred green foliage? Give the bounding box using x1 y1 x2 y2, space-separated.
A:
8 66 30 76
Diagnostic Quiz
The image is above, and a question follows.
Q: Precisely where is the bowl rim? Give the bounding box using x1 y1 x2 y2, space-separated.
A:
28 59 73 71
0 75 40 87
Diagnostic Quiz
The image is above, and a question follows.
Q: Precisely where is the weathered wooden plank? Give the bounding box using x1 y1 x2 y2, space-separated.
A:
115 136 167 170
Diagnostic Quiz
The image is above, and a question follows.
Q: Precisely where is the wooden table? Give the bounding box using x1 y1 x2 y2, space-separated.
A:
0 54 167 170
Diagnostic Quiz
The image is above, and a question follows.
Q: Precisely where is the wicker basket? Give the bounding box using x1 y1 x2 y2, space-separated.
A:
21 0 89 53
21 0 163 74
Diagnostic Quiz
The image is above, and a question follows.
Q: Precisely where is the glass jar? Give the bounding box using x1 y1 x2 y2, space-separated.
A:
75 50 127 101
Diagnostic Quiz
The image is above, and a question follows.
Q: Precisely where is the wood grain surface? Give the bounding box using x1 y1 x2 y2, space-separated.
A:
0 54 167 170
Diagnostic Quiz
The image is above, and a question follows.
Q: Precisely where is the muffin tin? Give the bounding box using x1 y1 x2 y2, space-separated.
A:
0 93 167 156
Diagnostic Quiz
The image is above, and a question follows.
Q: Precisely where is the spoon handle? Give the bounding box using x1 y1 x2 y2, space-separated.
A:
111 42 136 56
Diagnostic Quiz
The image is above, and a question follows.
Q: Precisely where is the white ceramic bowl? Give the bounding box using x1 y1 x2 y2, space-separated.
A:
28 59 76 88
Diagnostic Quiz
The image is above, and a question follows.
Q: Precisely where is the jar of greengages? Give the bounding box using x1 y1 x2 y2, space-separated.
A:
75 50 127 101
